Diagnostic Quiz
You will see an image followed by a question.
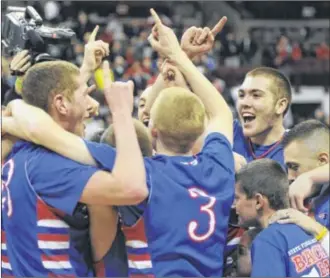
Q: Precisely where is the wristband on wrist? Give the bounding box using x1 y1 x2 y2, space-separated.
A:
315 226 328 241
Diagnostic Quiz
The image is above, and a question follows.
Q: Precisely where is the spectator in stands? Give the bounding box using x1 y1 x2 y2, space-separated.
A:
314 108 328 126
291 42 302 61
274 35 292 67
106 14 125 41
74 11 93 41
112 56 127 80
110 41 125 62
126 61 150 94
316 42 330 60
222 31 240 67
239 33 258 65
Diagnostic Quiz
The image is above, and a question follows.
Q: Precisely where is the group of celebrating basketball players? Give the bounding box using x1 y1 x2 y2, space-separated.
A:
1 8 329 277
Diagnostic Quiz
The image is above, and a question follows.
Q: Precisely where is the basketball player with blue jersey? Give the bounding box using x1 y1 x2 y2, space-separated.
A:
282 120 330 230
3 9 235 276
103 9 234 276
1 54 147 277
235 159 330 277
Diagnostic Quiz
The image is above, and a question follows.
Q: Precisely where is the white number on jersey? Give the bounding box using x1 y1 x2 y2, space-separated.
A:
188 187 216 242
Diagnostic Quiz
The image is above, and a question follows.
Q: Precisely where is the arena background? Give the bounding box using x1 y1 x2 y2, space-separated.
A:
1 1 329 139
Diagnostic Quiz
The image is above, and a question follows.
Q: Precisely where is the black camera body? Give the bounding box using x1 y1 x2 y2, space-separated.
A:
1 6 76 63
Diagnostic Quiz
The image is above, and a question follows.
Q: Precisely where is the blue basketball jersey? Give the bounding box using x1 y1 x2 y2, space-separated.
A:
86 132 235 276
233 120 286 168
251 223 330 277
312 184 330 229
1 140 98 277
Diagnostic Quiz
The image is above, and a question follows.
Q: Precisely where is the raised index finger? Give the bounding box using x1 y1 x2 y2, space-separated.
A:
150 8 162 26
89 25 99 42
211 16 227 37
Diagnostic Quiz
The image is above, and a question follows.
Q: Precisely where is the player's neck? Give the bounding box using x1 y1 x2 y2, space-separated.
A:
156 141 193 157
51 112 74 135
250 121 285 146
259 209 277 228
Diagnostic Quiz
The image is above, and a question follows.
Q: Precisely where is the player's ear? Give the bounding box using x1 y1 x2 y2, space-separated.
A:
255 193 266 211
275 97 288 116
53 90 71 116
317 152 329 166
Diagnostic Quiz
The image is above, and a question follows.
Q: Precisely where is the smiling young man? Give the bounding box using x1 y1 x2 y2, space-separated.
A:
233 67 292 168
235 159 330 277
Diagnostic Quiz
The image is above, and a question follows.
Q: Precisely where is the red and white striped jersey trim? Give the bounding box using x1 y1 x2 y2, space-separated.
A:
1 255 12 270
41 255 72 269
122 218 153 273
128 253 153 269
1 231 13 271
36 199 73 271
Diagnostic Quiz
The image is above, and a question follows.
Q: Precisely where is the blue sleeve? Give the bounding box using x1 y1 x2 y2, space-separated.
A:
251 238 287 277
84 140 117 171
201 132 235 174
27 152 98 215
233 119 246 154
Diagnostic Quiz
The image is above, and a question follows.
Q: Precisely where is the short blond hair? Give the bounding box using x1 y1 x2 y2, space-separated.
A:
22 61 80 112
101 118 153 157
151 87 206 153
246 67 292 115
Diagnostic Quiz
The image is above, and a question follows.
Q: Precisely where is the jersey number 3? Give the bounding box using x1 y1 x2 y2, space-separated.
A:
188 187 216 242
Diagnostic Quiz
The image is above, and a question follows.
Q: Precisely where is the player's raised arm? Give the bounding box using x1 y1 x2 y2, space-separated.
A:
181 16 227 59
80 63 148 205
148 9 233 144
80 25 109 83
102 61 147 198
144 68 166 116
145 17 224 116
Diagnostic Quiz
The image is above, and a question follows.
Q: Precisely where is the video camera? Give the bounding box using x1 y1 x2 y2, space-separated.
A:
1 6 76 64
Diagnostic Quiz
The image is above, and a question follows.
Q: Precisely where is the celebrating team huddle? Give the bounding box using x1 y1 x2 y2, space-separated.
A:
1 8 329 278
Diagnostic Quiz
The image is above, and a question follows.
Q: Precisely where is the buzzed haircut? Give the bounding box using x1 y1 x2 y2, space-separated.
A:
101 119 153 157
246 67 292 115
22 61 80 112
236 159 290 211
151 87 206 154
282 119 329 154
